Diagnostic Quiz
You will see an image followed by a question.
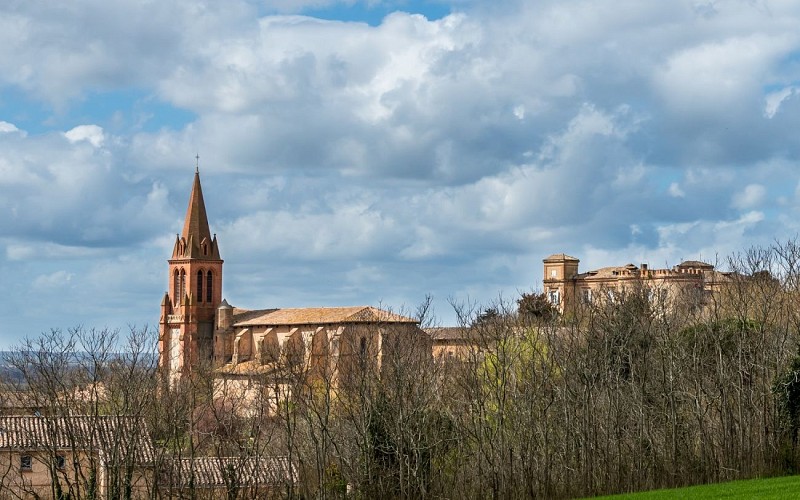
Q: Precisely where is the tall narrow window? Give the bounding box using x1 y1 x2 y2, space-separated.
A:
173 270 180 305
179 269 186 302
196 270 204 303
206 271 213 303
359 337 367 359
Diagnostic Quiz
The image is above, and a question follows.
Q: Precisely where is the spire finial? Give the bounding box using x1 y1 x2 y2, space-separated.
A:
195 154 200 173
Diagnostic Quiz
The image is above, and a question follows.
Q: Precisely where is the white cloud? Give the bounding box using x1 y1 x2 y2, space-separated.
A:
0 121 21 134
732 183 766 210
32 270 74 290
654 34 791 117
668 182 685 198
764 86 796 118
65 125 105 147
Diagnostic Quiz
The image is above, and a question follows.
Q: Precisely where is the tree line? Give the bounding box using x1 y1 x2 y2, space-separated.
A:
5 241 800 498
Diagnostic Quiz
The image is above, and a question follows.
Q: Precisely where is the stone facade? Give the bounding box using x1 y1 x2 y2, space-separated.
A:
542 253 729 314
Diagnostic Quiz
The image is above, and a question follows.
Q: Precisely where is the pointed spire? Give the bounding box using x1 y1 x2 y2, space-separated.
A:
180 169 213 258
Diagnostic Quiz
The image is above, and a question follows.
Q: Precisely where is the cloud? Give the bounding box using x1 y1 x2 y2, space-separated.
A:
0 121 21 134
4 0 800 344
668 182 685 198
65 124 105 147
732 184 766 210
32 270 74 290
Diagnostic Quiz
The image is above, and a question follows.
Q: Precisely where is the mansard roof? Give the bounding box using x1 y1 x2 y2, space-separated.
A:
232 306 417 327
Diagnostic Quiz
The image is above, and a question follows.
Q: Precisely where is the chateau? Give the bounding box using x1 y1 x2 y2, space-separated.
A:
542 253 730 314
158 170 428 388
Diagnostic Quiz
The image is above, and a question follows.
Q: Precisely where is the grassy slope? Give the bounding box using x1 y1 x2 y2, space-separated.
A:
587 475 800 499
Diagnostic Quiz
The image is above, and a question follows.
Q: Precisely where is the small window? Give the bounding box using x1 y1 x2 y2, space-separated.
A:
582 289 592 303
550 269 557 278
359 337 367 358
20 455 32 472
56 455 66 470
548 290 560 305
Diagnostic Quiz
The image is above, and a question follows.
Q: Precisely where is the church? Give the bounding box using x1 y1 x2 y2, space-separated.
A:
158 169 429 391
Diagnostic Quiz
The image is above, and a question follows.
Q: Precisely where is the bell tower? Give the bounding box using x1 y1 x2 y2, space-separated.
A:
159 166 223 383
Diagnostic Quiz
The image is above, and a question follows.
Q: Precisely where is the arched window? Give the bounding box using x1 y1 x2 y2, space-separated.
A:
179 269 186 302
173 270 180 305
196 270 204 303
206 270 213 303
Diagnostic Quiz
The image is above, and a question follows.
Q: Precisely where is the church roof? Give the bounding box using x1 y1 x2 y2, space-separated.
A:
172 169 221 259
183 170 212 245
232 306 417 327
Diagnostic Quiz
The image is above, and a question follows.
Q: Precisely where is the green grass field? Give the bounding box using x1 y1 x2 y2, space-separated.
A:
587 475 800 499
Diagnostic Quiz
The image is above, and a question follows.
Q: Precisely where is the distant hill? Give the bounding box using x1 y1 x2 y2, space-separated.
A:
0 351 158 385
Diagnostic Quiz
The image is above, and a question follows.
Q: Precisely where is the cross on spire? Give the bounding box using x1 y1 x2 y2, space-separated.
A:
195 154 200 173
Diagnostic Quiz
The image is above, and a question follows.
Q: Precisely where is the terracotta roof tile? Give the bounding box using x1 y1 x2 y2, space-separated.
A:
543 253 579 262
163 456 295 487
233 306 416 327
0 415 154 463
425 327 471 341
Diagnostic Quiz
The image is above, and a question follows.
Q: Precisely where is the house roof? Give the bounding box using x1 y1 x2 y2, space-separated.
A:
578 266 632 279
162 456 295 488
543 253 579 262
0 415 154 464
233 306 417 327
425 327 471 341
676 260 714 269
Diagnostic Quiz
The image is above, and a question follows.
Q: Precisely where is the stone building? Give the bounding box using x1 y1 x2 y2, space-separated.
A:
158 170 429 390
542 253 730 314
0 415 154 498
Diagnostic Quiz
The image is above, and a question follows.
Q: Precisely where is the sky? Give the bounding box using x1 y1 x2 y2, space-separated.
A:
2 0 800 348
